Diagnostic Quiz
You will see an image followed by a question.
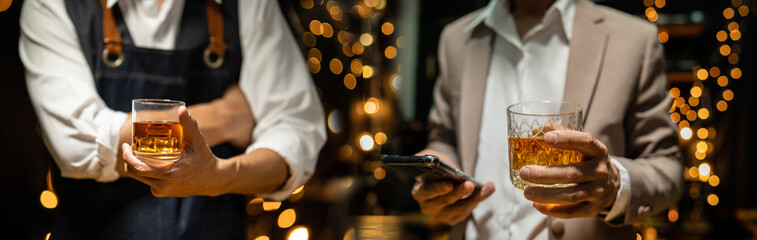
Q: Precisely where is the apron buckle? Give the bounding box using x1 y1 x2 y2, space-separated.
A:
102 48 124 68
203 47 224 69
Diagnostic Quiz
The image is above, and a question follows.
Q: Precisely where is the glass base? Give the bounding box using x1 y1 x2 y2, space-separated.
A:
135 151 180 165
510 169 576 190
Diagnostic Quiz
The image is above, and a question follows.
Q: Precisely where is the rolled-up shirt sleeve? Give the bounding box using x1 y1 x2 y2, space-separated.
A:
19 0 125 182
238 0 327 200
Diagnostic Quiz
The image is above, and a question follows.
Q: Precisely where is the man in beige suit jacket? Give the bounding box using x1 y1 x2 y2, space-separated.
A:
410 0 682 239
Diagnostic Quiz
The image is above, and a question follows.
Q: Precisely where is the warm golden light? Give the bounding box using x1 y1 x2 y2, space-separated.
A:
373 167 386 180
307 58 320 74
717 100 728 112
309 20 323 35
384 46 397 59
655 0 665 8
255 236 270 240
308 49 322 62
720 44 732 56
670 112 680 123
674 97 685 107
344 74 357 90
360 33 374 46
40 190 57 209
359 133 375 151
636 233 642 240
695 151 706 160
709 67 720 77
300 0 314 9
738 5 749 16
645 7 658 22
690 86 702 98
716 30 728 42
679 120 689 129
698 108 709 120
287 226 309 240
643 0 653 7
728 53 739 64
728 22 739 31
731 29 741 40
322 23 334 38
278 209 296 228
680 127 693 140
351 59 363 75
302 32 316 47
362 65 374 78
696 141 708 152
686 110 697 121
680 104 690 114
731 68 742 79
381 22 395 35
45 233 51 240
330 59 343 74
658 31 668 43
342 44 354 57
733 0 743 7
696 69 708 80
707 194 719 206
689 166 699 178
364 98 380 114
263 201 282 211
668 209 679 222
292 185 305 195
697 128 709 139
689 97 699 107
669 87 680 98
352 43 364 55
343 228 356 240
717 76 729 87
724 8 735 19
723 89 734 101
375 132 387 145
709 175 720 187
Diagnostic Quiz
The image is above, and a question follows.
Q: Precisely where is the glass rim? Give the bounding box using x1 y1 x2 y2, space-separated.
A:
132 99 185 106
506 100 583 117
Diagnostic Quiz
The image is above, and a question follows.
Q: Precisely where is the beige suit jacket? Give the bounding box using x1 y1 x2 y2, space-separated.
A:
425 0 683 239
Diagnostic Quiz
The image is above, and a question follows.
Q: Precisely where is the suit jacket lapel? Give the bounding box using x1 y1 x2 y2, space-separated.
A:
460 27 493 176
564 0 607 126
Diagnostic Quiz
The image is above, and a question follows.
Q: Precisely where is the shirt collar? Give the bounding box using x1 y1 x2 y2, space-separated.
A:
464 0 575 40
105 0 223 8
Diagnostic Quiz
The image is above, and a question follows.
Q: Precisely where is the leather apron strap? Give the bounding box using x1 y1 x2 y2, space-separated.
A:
99 0 227 68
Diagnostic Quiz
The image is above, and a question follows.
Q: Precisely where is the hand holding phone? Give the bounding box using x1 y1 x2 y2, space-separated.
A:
381 154 495 226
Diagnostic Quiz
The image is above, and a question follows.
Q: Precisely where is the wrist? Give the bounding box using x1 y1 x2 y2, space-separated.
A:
208 156 239 196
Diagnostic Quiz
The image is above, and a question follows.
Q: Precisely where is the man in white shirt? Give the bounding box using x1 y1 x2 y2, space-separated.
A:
411 0 682 239
20 0 325 238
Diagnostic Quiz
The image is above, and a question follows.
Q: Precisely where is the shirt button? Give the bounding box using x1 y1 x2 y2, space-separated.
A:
551 221 565 236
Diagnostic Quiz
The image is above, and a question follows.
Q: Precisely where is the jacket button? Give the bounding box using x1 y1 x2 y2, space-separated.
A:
551 221 565 236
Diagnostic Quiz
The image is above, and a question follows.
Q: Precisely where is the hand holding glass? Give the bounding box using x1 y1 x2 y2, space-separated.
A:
507 101 583 190
132 99 185 164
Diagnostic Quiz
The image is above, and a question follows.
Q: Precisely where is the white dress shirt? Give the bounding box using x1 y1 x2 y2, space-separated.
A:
462 0 630 238
19 0 326 200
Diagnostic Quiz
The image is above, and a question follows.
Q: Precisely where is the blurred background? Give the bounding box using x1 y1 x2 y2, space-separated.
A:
1 0 756 239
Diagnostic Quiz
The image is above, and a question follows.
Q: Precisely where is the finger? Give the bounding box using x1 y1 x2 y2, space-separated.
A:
439 182 495 218
543 130 606 158
122 143 170 179
412 180 455 202
523 183 598 204
178 106 207 152
424 181 476 207
125 167 162 188
532 201 594 219
519 159 599 184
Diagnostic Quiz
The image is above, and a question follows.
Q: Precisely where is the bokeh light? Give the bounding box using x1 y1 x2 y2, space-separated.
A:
278 209 296 228
40 190 57 209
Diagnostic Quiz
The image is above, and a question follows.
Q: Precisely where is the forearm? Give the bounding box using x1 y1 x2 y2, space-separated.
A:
215 148 289 195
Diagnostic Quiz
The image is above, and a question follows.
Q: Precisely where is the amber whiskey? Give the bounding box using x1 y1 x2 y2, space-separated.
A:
509 137 583 189
133 121 183 162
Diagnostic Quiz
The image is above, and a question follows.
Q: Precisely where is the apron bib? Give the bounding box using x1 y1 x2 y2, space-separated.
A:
52 1 246 239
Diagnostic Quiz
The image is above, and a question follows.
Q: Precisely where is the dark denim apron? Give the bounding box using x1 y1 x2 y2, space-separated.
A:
51 1 245 239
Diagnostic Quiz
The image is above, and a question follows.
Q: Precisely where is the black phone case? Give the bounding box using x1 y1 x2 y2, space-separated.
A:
380 155 483 187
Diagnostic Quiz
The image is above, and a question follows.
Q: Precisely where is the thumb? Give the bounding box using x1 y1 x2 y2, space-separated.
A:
178 106 206 151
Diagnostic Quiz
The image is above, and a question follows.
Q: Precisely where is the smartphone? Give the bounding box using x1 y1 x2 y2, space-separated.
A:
380 154 483 188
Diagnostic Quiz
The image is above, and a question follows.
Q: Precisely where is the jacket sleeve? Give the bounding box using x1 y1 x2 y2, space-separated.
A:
615 25 683 224
425 26 461 167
